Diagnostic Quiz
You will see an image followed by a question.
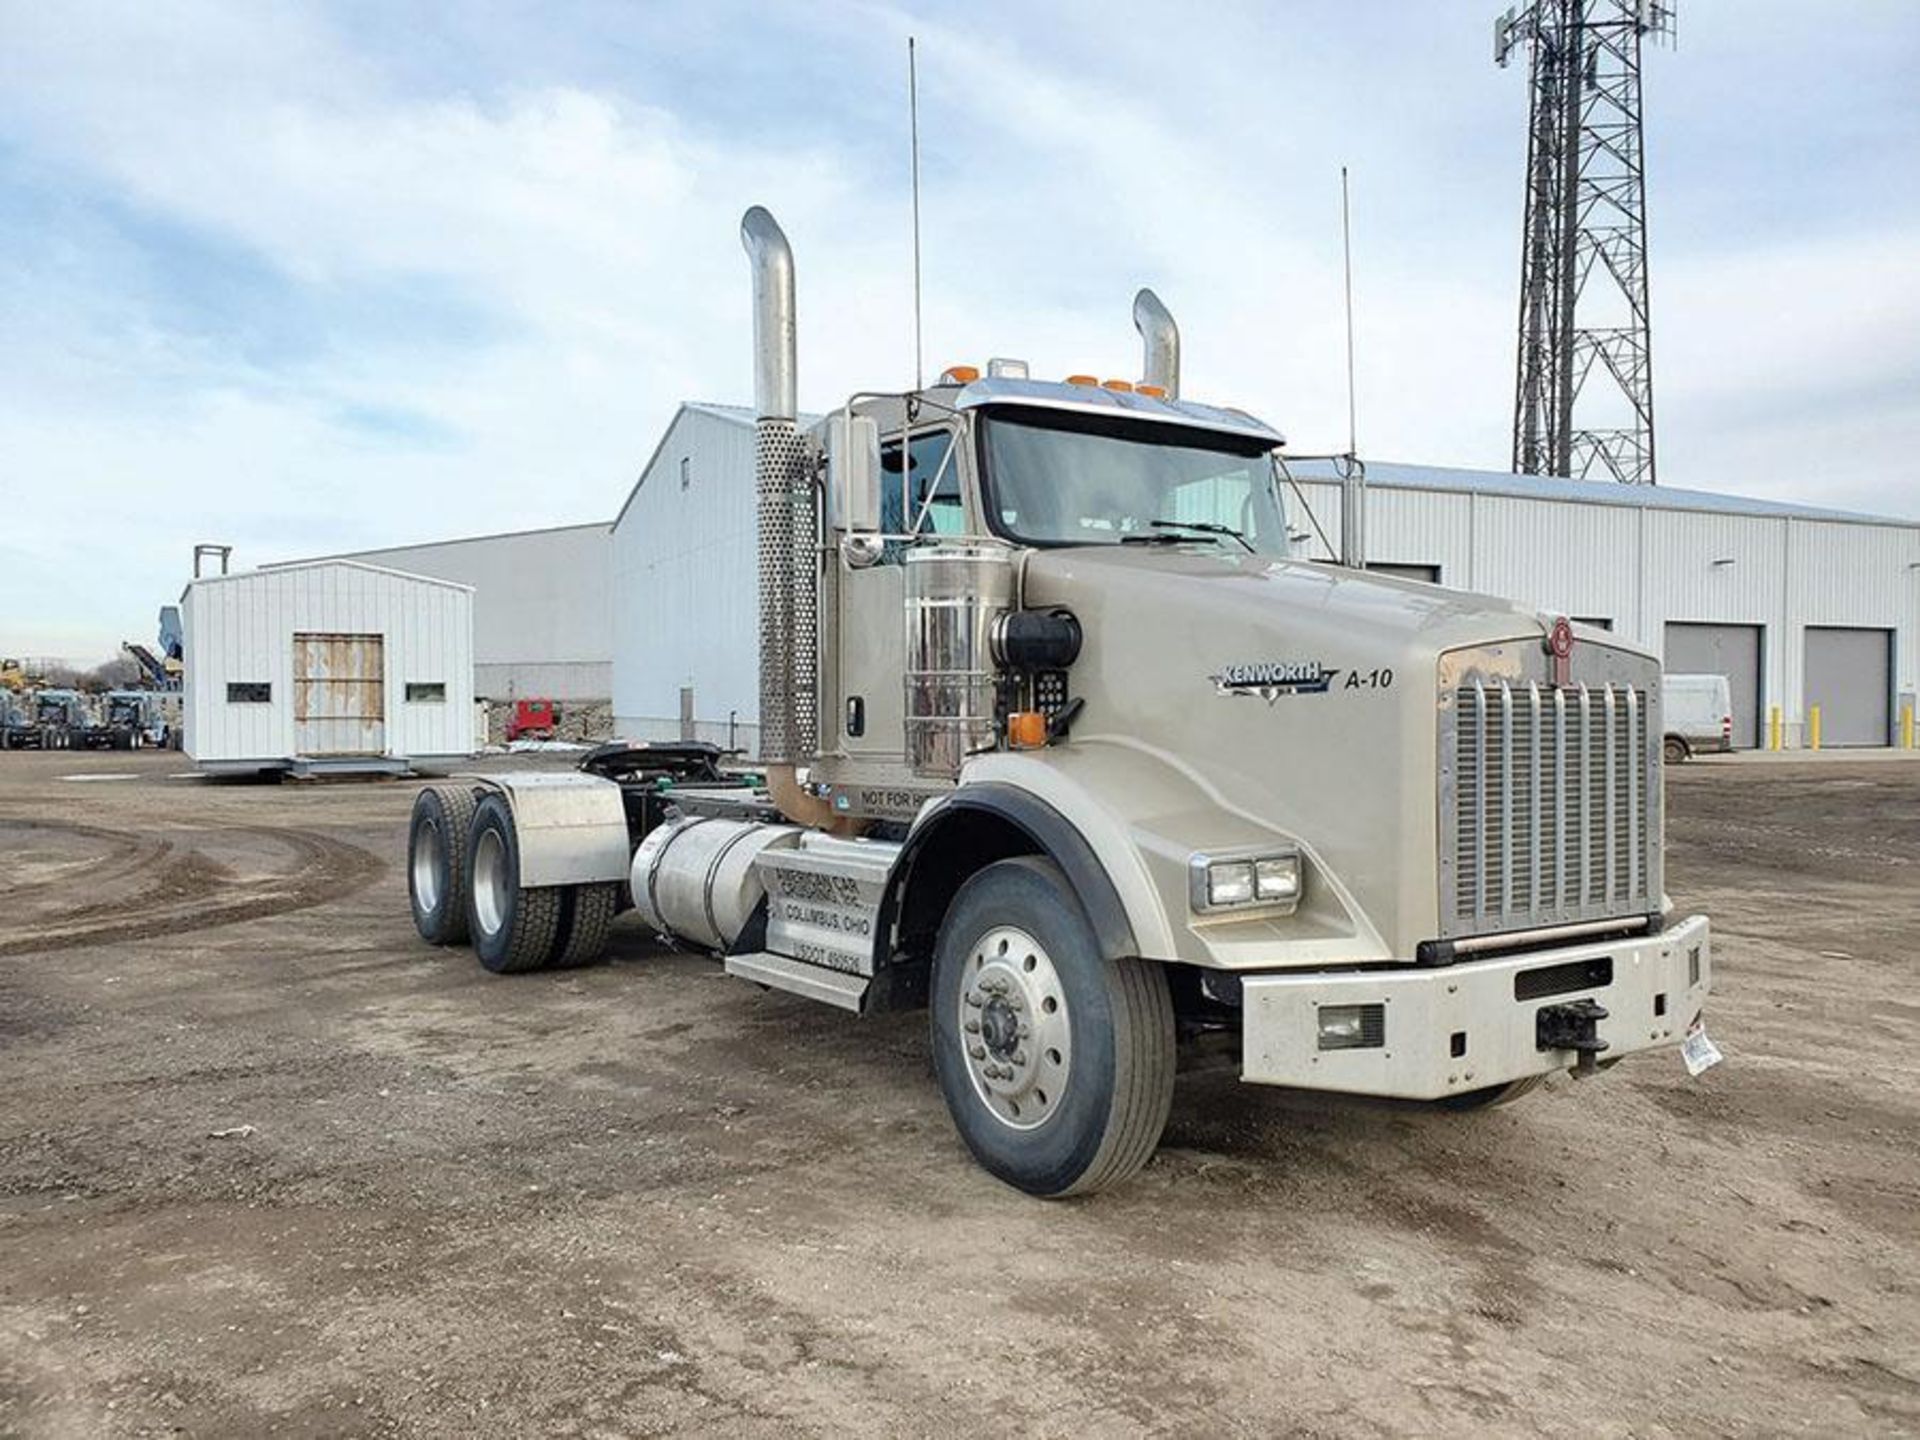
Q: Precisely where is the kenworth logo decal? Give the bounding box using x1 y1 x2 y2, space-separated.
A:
1209 660 1338 701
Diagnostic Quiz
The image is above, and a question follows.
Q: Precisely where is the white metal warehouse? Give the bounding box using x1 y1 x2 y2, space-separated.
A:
609 401 1920 752
611 403 817 748
1288 462 1920 750
277 522 612 701
181 560 475 774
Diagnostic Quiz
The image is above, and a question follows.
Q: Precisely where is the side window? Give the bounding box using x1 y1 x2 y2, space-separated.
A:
878 430 961 563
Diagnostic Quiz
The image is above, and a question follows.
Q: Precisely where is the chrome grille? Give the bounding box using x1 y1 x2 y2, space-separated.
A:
1446 677 1657 940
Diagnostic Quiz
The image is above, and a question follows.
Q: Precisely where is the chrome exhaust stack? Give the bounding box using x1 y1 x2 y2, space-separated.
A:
1132 288 1180 399
742 206 797 423
740 206 815 767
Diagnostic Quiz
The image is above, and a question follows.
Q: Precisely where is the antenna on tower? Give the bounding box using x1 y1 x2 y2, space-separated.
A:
908 35 924 394
1496 0 1674 485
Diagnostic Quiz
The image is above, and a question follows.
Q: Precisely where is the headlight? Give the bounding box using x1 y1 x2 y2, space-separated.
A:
1207 860 1255 907
1255 855 1300 902
1189 847 1303 914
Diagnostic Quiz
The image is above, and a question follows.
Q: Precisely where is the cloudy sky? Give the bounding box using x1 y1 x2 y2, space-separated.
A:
3 1 1917 661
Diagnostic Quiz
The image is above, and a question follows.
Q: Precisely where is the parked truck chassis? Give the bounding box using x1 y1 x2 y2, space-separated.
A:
404 205 1712 1197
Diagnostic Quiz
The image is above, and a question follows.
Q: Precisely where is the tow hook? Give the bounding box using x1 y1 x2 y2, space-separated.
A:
1536 998 1610 1076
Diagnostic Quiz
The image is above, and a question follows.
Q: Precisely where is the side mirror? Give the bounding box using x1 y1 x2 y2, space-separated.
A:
827 410 881 535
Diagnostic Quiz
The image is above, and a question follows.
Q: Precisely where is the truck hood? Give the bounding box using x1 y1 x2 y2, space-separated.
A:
1021 545 1584 658
1014 545 1643 957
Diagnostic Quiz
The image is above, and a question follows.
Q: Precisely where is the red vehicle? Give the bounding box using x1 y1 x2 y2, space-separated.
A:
505 698 559 743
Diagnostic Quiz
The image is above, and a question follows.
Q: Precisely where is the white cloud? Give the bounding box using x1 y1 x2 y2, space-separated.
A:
0 0 1915 660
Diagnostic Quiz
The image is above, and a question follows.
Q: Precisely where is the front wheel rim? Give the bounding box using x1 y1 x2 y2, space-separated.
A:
471 827 509 936
957 925 1072 1132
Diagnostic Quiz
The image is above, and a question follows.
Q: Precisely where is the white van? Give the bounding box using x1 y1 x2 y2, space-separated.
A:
1663 673 1735 762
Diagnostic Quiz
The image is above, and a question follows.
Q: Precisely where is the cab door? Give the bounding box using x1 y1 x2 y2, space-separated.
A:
836 428 961 765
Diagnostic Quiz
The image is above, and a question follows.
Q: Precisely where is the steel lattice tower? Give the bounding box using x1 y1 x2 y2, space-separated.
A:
1497 0 1674 484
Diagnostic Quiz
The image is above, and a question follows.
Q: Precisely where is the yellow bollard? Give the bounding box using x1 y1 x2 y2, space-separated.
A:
1809 704 1822 751
1769 706 1783 752
1904 703 1915 751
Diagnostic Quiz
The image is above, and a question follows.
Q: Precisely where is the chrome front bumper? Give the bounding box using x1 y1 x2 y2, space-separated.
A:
1240 914 1711 1099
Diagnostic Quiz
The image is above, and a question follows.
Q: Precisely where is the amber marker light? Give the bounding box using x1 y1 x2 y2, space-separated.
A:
1007 711 1048 749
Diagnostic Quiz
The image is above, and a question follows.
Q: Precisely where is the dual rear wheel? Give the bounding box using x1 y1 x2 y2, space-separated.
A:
407 784 616 972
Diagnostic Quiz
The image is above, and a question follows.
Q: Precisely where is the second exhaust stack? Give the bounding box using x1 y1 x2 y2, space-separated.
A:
1133 289 1180 400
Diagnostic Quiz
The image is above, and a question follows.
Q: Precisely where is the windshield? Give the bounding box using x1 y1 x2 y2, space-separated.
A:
980 409 1288 555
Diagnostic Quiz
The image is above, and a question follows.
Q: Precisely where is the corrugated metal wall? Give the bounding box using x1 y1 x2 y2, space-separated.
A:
611 408 763 748
1296 479 1920 745
182 562 475 765
608 439 1919 750
276 524 611 701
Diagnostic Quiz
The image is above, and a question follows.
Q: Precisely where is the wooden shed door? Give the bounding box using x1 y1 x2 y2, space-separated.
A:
293 632 385 755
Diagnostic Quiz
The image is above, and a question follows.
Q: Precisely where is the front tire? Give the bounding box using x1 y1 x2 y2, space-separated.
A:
465 793 563 973
930 857 1175 1198
1437 1076 1543 1111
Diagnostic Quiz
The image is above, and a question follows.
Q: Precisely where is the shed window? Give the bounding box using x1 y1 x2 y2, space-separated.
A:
680 456 691 491
227 682 271 703
405 682 446 703
1367 562 1442 583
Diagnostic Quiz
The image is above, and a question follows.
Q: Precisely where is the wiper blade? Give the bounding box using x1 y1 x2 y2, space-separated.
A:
1149 519 1255 553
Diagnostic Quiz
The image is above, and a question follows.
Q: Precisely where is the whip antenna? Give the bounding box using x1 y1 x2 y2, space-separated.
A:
1341 164 1358 458
909 36 924 393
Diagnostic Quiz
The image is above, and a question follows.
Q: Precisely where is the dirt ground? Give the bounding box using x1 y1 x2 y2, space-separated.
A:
1 750 1916 1437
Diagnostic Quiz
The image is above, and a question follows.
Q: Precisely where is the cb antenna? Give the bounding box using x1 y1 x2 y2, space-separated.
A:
1341 164 1358 458
908 35 924 393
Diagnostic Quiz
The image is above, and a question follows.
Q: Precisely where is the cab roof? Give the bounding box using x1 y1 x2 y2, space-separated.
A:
954 376 1285 448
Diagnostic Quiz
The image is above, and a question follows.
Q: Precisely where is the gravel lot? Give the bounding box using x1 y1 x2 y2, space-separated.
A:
1 749 1916 1436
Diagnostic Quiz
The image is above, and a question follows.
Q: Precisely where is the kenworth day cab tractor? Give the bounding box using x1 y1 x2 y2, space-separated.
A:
406 207 1713 1197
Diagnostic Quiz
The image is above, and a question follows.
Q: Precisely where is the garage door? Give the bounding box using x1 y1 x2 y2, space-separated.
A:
293 632 386 756
1805 627 1892 748
1664 622 1762 749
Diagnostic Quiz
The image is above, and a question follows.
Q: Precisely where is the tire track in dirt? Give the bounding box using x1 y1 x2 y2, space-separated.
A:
0 821 385 955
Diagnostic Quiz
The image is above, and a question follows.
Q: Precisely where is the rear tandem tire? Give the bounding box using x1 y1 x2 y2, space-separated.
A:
930 857 1176 1198
409 783 478 945
548 883 619 969
465 793 564 974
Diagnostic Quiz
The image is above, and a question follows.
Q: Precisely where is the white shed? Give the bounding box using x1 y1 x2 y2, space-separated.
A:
182 561 475 774
271 522 614 701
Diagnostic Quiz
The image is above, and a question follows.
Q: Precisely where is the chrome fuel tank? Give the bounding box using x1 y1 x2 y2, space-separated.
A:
903 544 1014 780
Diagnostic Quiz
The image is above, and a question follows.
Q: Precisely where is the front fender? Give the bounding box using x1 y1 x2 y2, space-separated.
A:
889 781 1139 962
959 742 1391 970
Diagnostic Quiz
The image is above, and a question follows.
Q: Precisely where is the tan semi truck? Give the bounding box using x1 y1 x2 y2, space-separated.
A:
405 206 1713 1197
